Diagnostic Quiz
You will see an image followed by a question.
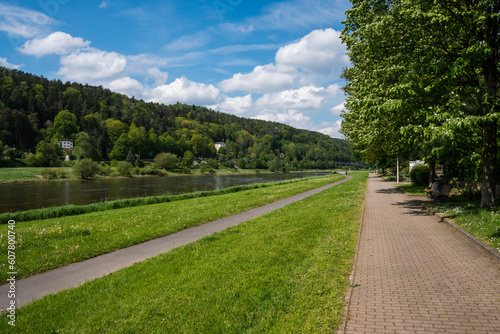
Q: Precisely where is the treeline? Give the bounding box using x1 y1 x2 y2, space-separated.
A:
0 66 356 170
341 1 500 207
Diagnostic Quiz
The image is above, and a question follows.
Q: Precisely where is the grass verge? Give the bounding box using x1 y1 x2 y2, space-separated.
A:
0 175 344 281
427 200 500 252
396 183 427 195
1 172 368 333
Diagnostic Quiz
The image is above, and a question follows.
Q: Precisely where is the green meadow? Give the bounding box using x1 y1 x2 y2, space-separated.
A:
1 172 368 333
0 174 344 281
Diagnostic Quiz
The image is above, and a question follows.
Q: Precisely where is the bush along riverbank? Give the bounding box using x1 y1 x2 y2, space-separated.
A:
0 172 368 333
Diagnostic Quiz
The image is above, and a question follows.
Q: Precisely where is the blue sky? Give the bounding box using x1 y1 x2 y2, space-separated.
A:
0 0 350 138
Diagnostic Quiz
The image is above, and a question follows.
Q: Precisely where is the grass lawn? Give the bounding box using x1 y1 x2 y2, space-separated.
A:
396 183 427 195
0 167 46 182
0 172 368 333
0 174 345 281
0 167 76 182
428 200 500 252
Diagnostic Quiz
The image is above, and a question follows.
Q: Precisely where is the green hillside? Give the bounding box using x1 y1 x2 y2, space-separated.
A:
0 66 356 170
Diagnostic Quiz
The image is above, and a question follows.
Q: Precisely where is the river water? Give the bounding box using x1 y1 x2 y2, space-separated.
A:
0 172 329 213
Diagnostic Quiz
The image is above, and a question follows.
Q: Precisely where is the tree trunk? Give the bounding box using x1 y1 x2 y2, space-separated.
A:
480 120 497 208
428 160 436 185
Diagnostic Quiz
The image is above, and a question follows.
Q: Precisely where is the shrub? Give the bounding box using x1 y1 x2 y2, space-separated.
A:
132 166 141 175
99 163 113 176
224 160 235 168
56 169 66 179
207 159 219 169
25 152 47 167
73 159 100 179
154 152 178 170
142 164 159 175
400 167 410 181
62 160 75 167
41 168 58 180
200 165 207 174
116 161 133 177
410 164 429 186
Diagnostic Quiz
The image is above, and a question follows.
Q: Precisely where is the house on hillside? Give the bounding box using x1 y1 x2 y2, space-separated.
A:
60 139 74 151
214 141 225 153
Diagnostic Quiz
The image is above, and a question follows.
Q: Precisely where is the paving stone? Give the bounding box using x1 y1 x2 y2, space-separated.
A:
341 174 500 334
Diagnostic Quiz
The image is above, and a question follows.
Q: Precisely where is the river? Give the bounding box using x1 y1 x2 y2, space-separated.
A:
0 172 329 213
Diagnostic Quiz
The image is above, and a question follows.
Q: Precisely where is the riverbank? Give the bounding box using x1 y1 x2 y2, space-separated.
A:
0 166 335 184
0 174 348 282
0 172 368 333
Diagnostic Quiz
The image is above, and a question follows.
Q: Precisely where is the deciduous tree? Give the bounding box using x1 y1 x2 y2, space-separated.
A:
341 0 500 208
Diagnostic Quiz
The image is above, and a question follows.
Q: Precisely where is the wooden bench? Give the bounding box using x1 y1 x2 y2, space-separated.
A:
424 183 434 198
429 184 452 201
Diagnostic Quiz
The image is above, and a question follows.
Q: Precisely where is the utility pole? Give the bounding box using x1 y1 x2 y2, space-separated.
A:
397 158 400 184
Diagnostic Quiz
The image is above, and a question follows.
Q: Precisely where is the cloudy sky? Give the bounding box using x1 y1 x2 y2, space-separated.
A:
0 0 350 138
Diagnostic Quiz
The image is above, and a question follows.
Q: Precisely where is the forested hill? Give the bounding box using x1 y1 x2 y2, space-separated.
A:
0 66 355 169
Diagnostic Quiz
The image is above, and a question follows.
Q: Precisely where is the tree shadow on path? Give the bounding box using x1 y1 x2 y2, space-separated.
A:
392 199 435 217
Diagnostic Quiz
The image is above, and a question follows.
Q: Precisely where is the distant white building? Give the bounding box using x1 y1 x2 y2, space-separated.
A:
214 141 225 152
61 139 74 151
409 160 425 171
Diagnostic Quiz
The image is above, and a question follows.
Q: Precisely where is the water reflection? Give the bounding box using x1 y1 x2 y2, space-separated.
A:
0 172 328 213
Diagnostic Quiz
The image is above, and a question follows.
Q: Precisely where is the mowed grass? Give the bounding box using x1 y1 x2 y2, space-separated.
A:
396 183 427 195
0 175 344 281
1 172 368 333
429 201 500 252
0 167 45 182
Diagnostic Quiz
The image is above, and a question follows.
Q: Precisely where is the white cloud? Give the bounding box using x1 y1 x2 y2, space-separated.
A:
99 0 110 9
125 54 169 82
147 67 168 85
254 110 313 130
19 32 90 57
217 29 346 95
219 63 295 93
148 77 220 105
163 32 211 52
246 0 348 31
328 102 345 115
166 43 279 67
57 49 127 83
0 3 57 38
255 84 341 111
317 119 344 138
220 23 255 34
207 94 253 116
107 77 144 98
276 28 348 75
0 57 22 69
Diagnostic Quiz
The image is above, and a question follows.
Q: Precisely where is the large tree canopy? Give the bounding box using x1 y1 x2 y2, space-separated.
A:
341 0 500 208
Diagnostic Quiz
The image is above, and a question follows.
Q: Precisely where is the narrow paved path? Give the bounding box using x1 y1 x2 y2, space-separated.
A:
0 176 351 310
342 174 500 334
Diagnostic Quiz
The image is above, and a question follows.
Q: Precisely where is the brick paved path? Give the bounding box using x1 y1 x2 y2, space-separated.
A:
342 174 500 334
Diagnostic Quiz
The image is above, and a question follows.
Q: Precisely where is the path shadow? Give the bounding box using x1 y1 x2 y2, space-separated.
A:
392 199 434 217
376 188 402 195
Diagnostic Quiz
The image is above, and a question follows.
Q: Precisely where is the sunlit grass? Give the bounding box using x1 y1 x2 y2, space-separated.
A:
0 175 344 281
0 167 58 182
429 201 500 252
396 183 427 195
0 172 368 333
